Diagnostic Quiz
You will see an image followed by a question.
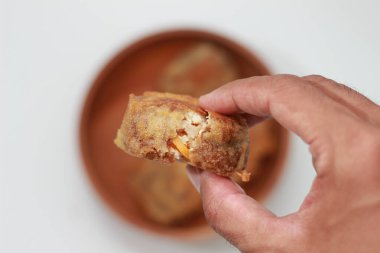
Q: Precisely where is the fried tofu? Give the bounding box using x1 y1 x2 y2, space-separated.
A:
129 160 202 225
159 43 239 96
115 92 251 181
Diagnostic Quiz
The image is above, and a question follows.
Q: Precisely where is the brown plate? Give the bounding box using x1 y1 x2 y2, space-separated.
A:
79 29 288 239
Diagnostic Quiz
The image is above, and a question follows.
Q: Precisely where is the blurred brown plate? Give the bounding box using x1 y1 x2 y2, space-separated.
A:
79 29 288 239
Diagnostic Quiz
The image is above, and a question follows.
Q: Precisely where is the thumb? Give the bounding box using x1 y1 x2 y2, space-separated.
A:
187 167 298 252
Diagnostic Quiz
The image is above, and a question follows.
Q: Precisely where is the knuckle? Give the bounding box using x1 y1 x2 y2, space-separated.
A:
345 124 380 178
268 74 301 93
248 74 306 95
346 127 380 199
265 76 317 117
362 128 380 161
259 74 301 91
272 80 311 103
303 75 343 92
303 74 328 83
354 125 380 152
274 74 300 83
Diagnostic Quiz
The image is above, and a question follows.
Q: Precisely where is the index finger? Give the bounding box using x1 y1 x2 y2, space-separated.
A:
199 74 357 148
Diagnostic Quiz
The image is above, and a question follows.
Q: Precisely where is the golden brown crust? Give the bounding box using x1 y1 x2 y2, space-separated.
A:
115 92 250 179
189 111 249 176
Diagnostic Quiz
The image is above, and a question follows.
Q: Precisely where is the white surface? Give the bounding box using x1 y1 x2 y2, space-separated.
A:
2 0 380 252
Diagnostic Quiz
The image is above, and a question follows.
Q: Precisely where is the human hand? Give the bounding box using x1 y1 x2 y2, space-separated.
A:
187 75 380 253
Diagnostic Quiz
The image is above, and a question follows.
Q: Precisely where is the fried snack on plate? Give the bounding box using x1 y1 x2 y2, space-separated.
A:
115 91 251 181
159 43 239 96
129 160 202 225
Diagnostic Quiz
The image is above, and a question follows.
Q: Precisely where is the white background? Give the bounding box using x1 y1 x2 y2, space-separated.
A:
1 0 380 252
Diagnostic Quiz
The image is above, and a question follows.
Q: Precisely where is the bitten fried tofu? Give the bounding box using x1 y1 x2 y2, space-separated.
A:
115 91 251 181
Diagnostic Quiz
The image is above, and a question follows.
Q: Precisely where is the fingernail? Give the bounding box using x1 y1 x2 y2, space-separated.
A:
186 166 201 193
232 180 245 194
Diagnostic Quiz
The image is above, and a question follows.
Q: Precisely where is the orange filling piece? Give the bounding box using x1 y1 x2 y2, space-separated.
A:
236 171 251 182
172 136 190 160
